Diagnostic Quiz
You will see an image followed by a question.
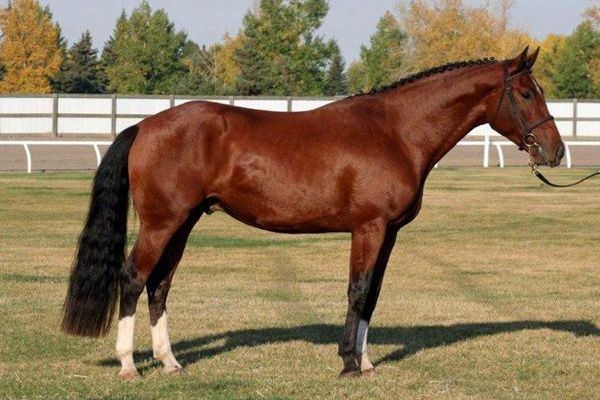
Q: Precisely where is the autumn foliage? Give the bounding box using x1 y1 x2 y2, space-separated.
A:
0 0 61 93
0 0 596 97
400 0 531 71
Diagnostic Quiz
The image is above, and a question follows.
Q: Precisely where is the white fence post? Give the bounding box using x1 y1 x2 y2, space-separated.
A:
111 94 117 138
483 132 490 168
495 143 505 168
93 144 102 167
22 143 31 173
0 141 111 173
572 99 578 138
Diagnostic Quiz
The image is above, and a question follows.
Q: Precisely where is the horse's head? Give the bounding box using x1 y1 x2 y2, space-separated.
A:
490 47 565 167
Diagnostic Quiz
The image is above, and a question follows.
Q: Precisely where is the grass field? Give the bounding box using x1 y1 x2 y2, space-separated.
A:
1 168 599 400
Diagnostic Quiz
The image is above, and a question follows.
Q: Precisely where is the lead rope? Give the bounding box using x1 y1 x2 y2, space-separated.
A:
493 61 599 188
528 151 600 188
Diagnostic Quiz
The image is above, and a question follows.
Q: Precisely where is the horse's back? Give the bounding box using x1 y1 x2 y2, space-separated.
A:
128 99 418 232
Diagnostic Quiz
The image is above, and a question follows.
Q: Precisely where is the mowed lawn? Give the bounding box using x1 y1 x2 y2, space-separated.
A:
0 168 599 400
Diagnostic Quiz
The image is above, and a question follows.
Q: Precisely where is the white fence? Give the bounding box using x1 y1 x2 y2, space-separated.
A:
0 95 598 172
0 140 110 173
0 95 599 138
2 137 598 173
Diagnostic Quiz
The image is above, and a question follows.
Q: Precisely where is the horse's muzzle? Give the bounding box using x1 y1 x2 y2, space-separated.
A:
550 142 565 168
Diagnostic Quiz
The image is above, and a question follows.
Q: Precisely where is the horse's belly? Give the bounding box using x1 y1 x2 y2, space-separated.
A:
214 187 350 233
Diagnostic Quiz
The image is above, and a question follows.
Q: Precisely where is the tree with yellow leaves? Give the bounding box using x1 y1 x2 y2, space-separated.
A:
584 6 600 95
0 0 62 93
399 0 532 72
215 34 242 91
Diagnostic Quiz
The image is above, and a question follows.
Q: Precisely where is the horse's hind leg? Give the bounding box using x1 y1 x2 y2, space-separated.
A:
146 210 201 374
116 214 190 380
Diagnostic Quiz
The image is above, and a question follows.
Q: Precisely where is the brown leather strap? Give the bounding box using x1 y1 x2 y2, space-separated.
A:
533 169 600 188
492 62 555 147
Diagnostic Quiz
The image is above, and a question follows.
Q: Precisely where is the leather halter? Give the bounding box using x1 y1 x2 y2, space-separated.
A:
492 61 554 152
492 61 599 188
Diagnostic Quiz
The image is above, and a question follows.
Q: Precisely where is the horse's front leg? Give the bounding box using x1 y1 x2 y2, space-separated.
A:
339 219 398 377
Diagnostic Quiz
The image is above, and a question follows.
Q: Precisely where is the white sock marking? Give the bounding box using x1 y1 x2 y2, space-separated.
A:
356 319 369 355
151 312 181 370
116 315 136 372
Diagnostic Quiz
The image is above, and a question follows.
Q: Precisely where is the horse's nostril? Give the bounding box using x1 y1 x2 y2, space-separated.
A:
557 143 565 161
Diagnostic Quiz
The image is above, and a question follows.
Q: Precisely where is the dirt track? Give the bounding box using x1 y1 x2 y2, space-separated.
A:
0 139 599 172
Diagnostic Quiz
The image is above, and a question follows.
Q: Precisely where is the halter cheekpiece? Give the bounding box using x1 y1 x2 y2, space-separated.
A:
491 61 600 187
492 61 555 154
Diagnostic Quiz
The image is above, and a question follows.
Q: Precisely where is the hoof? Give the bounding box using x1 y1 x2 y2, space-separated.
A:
164 365 184 375
339 367 362 378
119 369 141 381
361 367 376 377
339 366 376 378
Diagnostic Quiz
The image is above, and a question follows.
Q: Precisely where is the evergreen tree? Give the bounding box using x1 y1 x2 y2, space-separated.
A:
234 9 274 95
54 31 106 93
0 0 62 93
359 11 406 90
553 21 599 98
347 12 406 93
323 43 347 96
100 10 127 78
235 0 334 96
346 61 367 93
535 34 565 98
102 1 188 94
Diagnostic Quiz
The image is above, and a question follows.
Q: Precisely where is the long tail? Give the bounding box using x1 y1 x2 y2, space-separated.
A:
61 125 139 337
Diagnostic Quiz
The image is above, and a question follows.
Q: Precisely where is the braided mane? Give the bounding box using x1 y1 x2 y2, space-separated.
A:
354 57 498 97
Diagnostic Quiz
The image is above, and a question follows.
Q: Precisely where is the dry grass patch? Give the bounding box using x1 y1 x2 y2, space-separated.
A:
0 168 599 399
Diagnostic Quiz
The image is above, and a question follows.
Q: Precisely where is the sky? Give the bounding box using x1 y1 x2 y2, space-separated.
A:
23 0 599 62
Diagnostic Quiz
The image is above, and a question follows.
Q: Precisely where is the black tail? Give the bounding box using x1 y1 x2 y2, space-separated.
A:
61 125 139 337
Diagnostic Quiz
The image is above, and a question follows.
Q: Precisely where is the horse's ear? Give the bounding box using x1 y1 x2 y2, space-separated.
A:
508 46 529 72
526 47 540 69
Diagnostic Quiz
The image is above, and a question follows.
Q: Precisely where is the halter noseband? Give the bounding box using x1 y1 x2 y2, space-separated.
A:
492 62 555 157
492 62 600 187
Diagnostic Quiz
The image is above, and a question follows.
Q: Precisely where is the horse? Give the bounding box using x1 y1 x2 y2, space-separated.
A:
61 47 564 379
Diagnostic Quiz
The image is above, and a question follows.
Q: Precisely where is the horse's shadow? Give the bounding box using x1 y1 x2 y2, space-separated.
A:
98 320 599 372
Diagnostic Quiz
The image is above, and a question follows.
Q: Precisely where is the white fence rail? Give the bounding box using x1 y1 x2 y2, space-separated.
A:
2 137 598 173
491 141 600 169
0 141 111 173
0 95 599 138
0 96 598 172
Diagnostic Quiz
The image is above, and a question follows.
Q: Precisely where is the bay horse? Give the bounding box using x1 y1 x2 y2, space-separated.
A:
61 47 564 379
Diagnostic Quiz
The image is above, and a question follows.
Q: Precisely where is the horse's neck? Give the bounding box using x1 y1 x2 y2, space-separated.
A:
383 66 500 173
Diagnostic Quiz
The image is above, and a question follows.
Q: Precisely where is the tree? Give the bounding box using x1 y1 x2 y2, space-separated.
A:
235 0 335 96
399 0 531 72
583 6 600 96
323 42 347 96
102 1 188 94
171 42 226 95
234 9 274 95
214 34 242 93
349 11 406 92
347 61 367 93
535 34 565 98
0 0 62 93
552 17 599 98
53 31 107 93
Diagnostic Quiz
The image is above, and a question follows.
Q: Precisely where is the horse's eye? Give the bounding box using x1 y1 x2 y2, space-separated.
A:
522 91 532 99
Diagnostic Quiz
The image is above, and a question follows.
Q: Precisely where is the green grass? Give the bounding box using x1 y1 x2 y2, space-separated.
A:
1 168 599 399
